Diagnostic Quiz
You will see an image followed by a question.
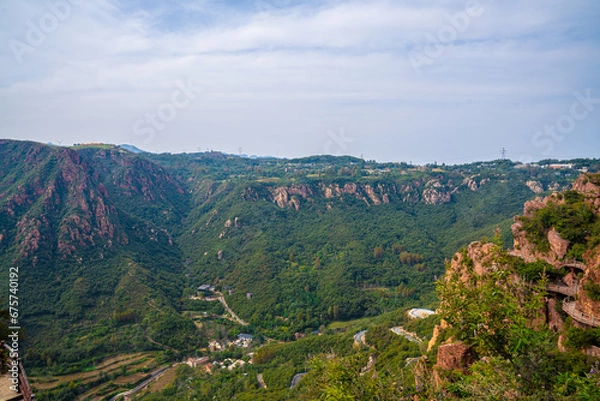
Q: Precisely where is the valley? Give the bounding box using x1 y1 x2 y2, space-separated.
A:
0 140 599 400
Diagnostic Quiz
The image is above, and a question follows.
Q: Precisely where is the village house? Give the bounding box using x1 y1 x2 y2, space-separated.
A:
209 340 225 352
198 284 215 294
186 356 210 368
234 333 253 348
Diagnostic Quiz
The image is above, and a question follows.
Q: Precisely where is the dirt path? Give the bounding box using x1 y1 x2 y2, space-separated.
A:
145 335 179 353
214 292 248 326
191 292 248 326
257 373 267 389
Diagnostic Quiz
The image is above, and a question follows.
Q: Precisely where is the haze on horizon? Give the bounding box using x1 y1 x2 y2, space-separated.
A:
0 0 599 165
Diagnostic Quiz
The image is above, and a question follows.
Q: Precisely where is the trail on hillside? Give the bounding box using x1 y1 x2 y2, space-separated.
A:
215 292 249 326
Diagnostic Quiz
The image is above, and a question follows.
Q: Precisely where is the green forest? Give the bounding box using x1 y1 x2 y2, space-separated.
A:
0 140 599 400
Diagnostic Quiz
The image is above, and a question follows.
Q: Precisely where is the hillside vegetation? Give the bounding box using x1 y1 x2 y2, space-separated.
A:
0 140 598 399
139 173 600 401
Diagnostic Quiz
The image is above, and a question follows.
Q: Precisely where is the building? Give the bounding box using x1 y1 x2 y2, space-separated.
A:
209 340 225 352
197 284 215 294
548 163 574 170
235 334 254 348
186 357 210 368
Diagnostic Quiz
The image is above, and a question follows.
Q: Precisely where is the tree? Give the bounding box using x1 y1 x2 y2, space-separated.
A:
373 246 384 259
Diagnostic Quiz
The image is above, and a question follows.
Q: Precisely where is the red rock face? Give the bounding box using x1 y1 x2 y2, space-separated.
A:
548 228 570 260
512 173 600 326
572 174 600 212
512 194 573 266
435 343 474 371
448 241 497 283
265 180 446 210
2 143 184 263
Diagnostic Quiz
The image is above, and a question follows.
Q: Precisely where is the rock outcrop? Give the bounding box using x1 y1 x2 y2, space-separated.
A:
513 174 600 266
435 343 474 371
526 180 544 194
449 241 498 282
243 179 457 210
512 196 570 266
547 297 564 332
572 174 600 212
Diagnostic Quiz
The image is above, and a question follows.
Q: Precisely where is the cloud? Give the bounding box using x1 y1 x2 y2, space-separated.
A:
0 0 599 163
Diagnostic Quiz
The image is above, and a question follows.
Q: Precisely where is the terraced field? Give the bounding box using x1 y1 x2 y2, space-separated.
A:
29 352 159 400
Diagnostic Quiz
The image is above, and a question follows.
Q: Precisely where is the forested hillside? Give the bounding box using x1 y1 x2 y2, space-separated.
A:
136 173 600 401
0 139 598 399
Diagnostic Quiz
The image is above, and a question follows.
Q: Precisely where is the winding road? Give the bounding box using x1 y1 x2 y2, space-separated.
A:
290 373 307 389
354 330 368 346
408 308 436 319
390 327 423 343
109 365 171 401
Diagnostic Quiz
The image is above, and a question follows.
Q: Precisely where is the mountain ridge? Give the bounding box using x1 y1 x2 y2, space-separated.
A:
0 139 598 393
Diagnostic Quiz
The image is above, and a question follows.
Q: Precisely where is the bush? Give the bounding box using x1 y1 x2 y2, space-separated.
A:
565 326 600 349
584 281 600 302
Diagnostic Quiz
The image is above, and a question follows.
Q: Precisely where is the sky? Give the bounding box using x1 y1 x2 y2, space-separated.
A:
0 0 599 164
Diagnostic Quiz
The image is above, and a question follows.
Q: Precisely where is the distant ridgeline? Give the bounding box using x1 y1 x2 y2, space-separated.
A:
0 139 597 377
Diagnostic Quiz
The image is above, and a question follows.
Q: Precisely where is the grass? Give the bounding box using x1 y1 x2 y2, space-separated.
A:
328 316 373 331
70 143 116 150
143 366 178 394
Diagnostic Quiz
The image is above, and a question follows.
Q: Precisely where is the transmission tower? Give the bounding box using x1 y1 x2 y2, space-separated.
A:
501 148 507 160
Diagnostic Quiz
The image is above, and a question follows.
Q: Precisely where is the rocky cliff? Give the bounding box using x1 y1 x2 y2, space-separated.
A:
0 141 186 264
432 173 600 378
511 173 600 321
241 176 502 210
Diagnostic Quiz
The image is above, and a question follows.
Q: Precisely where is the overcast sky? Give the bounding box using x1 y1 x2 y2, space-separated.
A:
1 0 599 164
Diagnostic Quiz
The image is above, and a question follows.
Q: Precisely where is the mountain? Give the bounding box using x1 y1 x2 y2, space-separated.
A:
0 139 598 398
119 144 148 154
0 140 195 372
104 172 600 401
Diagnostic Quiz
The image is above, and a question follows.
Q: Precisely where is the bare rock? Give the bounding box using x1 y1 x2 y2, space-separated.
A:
547 298 564 332
364 185 381 205
526 180 544 194
435 342 473 371
427 319 450 352
449 241 497 282
548 228 569 260
422 187 451 205
572 174 600 212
